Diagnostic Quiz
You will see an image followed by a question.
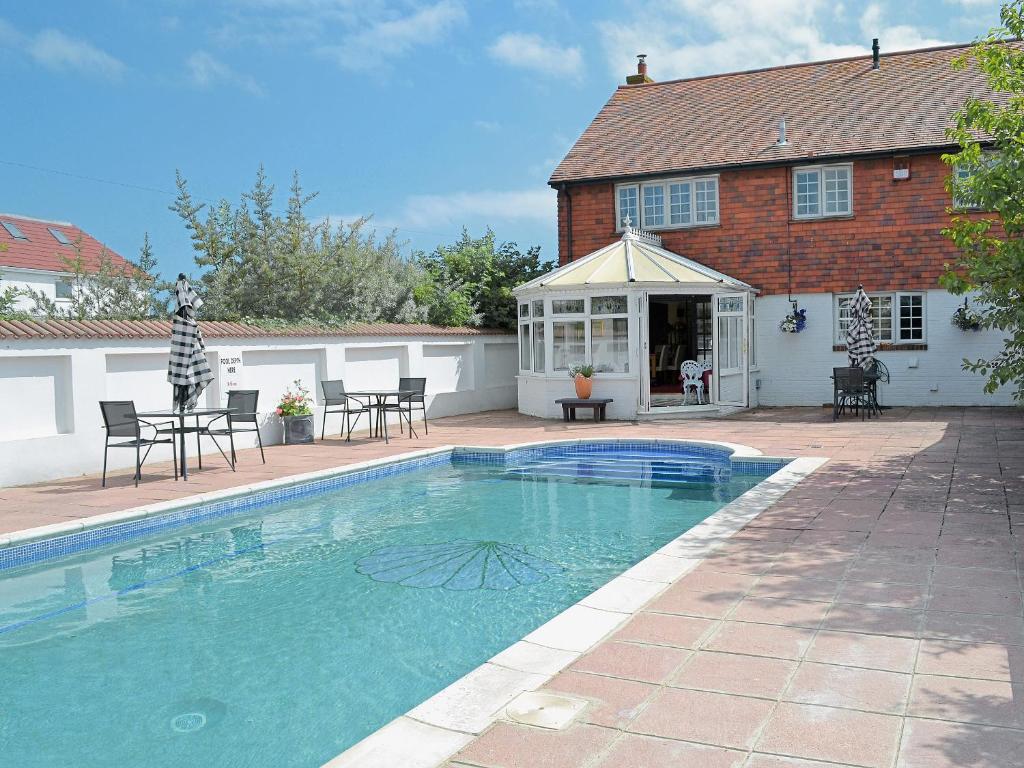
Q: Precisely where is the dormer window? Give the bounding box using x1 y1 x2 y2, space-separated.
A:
615 175 720 231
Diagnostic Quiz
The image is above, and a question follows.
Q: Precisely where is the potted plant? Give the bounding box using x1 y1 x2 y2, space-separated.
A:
568 363 594 399
779 307 807 333
276 379 314 444
951 301 983 332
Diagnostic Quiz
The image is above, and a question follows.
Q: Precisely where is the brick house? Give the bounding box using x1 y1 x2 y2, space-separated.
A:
515 42 1012 418
0 213 134 312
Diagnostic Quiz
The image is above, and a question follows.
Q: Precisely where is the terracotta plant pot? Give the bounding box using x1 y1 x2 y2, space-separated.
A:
574 374 593 399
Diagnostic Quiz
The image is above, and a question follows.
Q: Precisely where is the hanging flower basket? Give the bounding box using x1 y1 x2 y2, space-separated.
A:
779 308 807 333
951 303 983 332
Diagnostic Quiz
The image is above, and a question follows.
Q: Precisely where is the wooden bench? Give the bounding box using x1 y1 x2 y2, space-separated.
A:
555 398 613 422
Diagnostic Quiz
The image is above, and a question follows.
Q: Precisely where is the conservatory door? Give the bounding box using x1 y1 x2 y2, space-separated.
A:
637 291 651 412
712 293 748 407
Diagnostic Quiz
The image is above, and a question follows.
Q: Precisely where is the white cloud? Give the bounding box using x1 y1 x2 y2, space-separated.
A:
489 32 583 79
399 188 555 229
860 3 948 51
186 51 264 96
317 0 466 70
473 119 501 132
597 0 947 81
0 20 126 79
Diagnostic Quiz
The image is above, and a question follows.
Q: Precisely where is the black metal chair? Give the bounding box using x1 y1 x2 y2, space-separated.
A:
833 367 871 421
320 380 370 441
200 390 264 467
865 358 889 414
385 377 428 437
99 401 177 487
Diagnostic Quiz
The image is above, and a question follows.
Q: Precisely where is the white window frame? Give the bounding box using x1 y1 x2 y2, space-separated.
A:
615 174 720 231
833 291 926 345
590 295 630 374
792 163 852 220
518 302 531 372
54 279 74 301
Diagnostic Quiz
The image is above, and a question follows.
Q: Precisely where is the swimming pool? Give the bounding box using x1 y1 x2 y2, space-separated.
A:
0 441 785 767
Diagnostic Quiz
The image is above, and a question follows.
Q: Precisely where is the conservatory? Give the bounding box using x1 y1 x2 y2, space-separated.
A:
514 227 758 420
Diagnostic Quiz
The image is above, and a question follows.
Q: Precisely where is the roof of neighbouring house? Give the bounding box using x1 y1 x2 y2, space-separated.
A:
0 213 135 274
550 42 1010 185
515 228 753 291
0 319 513 340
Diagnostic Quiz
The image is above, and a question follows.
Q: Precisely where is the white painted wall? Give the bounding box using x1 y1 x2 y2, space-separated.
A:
0 332 517 487
752 290 1013 406
0 267 71 310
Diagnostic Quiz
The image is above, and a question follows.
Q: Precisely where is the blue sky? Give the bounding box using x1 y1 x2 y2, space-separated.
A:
0 0 1005 280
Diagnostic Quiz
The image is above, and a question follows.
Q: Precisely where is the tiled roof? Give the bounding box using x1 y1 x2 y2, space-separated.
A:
550 43 1009 184
0 319 512 340
0 214 134 274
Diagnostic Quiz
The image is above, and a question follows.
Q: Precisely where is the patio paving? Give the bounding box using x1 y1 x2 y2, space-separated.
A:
2 406 1023 767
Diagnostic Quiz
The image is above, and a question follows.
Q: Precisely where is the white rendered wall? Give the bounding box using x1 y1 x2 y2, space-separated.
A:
0 267 72 311
0 333 517 487
752 290 1014 407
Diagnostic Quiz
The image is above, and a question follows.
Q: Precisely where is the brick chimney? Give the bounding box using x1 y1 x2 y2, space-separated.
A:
626 54 654 85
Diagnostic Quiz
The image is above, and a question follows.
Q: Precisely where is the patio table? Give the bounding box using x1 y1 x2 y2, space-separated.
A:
137 408 235 481
829 370 882 418
344 390 415 444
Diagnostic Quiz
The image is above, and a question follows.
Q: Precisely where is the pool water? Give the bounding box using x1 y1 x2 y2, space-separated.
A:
0 446 771 767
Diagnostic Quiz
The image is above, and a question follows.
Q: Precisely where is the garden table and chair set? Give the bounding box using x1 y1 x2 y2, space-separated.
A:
98 379 429 487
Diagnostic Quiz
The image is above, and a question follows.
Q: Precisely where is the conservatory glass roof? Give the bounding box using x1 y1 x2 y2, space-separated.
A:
517 228 754 291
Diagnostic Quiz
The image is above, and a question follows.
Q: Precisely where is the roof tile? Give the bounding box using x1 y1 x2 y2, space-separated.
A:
550 43 1010 184
0 319 512 341
0 214 134 274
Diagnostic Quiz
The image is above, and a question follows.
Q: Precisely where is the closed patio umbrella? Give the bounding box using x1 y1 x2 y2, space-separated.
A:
846 285 877 368
168 274 214 411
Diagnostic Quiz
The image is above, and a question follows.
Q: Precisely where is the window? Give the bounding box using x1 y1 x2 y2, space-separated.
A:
532 322 545 373
617 185 639 228
616 175 719 230
899 294 924 341
835 292 926 343
552 321 585 371
642 184 665 227
793 164 851 218
552 298 584 314
48 227 71 245
591 317 628 373
519 303 530 319
532 299 545 318
1 221 27 240
519 323 531 370
55 280 73 300
591 295 627 314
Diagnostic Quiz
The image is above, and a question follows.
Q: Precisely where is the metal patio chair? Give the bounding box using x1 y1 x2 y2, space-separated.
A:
833 367 871 421
385 377 428 437
320 379 370 441
200 389 264 467
99 401 177 487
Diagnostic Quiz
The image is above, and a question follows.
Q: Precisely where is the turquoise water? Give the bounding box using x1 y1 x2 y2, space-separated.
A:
0 448 769 767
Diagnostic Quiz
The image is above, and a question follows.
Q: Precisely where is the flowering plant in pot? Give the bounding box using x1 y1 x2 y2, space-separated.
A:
567 363 595 399
779 308 807 333
951 301 983 332
276 379 314 444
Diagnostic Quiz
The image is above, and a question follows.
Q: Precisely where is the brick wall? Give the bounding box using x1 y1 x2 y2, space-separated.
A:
557 154 974 295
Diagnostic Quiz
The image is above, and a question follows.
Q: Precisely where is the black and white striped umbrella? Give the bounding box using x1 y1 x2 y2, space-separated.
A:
168 276 213 411
846 285 877 367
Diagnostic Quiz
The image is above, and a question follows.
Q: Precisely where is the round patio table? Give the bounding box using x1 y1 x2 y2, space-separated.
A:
137 408 235 481
344 390 415 444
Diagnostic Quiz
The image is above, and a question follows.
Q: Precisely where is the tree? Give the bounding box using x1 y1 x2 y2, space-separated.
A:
171 168 425 324
942 2 1024 402
26 234 166 320
415 228 552 329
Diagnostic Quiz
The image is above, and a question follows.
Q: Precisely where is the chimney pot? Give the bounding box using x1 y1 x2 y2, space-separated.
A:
872 38 880 69
626 54 654 85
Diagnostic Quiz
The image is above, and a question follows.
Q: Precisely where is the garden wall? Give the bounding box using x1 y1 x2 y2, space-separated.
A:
0 325 517 486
